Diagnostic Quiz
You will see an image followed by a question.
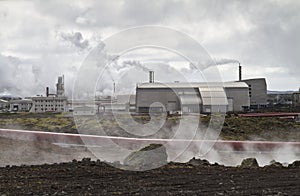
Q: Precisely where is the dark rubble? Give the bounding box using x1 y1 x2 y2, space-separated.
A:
0 158 299 195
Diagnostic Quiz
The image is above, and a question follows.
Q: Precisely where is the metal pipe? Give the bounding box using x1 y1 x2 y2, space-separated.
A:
239 63 242 81
149 71 154 83
46 87 49 97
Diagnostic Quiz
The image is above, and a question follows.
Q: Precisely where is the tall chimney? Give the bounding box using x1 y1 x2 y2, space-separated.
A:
149 71 154 83
239 63 242 81
46 87 49 97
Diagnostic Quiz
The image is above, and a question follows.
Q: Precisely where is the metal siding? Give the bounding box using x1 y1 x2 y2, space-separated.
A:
225 87 250 112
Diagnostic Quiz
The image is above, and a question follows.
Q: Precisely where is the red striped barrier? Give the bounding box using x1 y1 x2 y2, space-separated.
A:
0 128 300 152
238 113 300 118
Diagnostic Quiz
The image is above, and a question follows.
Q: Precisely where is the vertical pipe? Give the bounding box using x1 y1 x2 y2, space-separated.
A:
149 71 154 83
239 63 242 81
113 82 116 94
46 87 49 97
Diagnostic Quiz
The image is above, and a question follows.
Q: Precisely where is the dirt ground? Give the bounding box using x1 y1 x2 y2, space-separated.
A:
0 158 299 195
0 137 299 195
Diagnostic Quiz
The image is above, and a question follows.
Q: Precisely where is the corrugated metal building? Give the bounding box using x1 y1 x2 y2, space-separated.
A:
136 82 250 114
241 78 267 109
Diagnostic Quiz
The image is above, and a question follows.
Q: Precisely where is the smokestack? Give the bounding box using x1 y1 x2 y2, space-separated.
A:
149 71 154 83
113 82 116 94
239 63 242 81
46 87 49 97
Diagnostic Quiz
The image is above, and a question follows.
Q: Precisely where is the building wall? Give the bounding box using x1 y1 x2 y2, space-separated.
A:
242 78 267 109
9 100 32 112
31 97 68 113
225 87 250 112
0 99 8 111
136 88 180 113
292 93 300 108
136 84 250 114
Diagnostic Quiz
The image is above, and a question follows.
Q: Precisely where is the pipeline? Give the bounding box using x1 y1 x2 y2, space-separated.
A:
1 128 300 153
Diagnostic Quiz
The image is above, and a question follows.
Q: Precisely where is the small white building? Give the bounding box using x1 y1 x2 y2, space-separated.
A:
30 96 68 113
30 76 68 113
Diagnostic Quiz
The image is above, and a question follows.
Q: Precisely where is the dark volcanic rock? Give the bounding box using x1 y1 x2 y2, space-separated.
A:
288 160 300 168
123 144 168 171
240 158 259 168
188 157 210 167
266 160 283 168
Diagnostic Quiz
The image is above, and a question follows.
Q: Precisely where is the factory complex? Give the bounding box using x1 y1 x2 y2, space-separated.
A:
0 66 299 115
0 76 68 113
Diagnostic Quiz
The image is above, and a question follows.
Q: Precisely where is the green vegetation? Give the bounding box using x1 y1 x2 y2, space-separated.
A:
0 113 76 133
221 115 300 141
0 113 299 141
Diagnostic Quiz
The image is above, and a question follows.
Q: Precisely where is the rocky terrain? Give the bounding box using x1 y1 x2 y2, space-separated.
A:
0 137 299 195
0 157 299 195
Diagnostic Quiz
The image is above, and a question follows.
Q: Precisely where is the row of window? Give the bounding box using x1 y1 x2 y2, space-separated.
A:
35 104 64 107
34 100 65 103
34 108 64 111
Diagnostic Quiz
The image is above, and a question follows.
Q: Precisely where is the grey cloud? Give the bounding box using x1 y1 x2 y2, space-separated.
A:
0 0 299 93
60 32 90 50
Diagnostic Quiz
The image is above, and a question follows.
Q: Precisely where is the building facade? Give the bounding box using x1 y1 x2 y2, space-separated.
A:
30 96 68 113
136 82 250 114
0 99 9 112
31 76 68 113
241 78 267 109
9 99 33 112
292 90 300 108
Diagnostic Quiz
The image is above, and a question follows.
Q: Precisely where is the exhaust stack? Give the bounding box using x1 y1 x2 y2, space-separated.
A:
149 71 154 83
46 87 49 97
239 63 242 81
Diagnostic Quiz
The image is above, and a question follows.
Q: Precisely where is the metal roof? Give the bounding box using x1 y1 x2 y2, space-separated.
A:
179 95 201 105
9 99 32 104
137 82 248 89
198 87 228 105
0 99 8 103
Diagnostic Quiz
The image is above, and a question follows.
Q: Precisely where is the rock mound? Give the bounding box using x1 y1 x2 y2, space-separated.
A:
187 157 210 167
239 158 259 168
288 160 300 168
123 144 168 171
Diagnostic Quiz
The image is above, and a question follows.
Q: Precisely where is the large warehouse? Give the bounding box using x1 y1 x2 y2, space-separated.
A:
136 81 250 114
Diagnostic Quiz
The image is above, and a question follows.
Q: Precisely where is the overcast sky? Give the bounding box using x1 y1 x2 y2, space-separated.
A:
0 0 299 97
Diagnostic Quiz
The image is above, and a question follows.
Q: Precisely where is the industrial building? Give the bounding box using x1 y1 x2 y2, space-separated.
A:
136 71 251 114
136 82 250 114
0 99 8 112
241 78 267 109
135 68 270 114
9 99 32 112
30 76 68 113
292 89 300 108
